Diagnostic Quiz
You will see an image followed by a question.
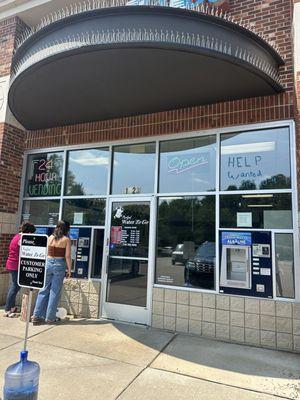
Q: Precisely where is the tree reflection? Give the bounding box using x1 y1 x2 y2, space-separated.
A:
157 196 215 250
223 174 291 191
66 170 85 195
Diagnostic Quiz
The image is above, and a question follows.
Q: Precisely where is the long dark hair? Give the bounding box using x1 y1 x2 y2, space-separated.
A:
53 220 70 241
19 221 36 234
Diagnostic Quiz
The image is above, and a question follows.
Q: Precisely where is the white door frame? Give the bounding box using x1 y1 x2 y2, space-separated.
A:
100 196 155 325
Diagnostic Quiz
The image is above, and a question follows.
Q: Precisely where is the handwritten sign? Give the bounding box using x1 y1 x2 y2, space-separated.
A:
18 234 48 289
225 154 263 182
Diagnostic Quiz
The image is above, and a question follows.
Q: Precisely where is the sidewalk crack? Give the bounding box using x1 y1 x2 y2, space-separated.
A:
114 332 177 400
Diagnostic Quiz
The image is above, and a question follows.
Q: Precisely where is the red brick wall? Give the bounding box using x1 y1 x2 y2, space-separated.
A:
0 17 27 269
0 123 24 214
229 0 293 90
0 123 25 269
25 92 294 148
0 17 26 78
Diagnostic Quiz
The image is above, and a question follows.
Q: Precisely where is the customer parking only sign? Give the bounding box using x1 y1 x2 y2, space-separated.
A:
18 234 48 289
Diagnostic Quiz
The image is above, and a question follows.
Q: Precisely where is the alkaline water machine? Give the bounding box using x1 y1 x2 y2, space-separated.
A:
220 231 273 298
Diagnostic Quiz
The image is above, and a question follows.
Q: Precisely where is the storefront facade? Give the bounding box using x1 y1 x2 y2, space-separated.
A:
1 0 300 352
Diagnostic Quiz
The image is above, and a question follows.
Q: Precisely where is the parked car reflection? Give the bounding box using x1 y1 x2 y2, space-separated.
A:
184 241 215 289
171 244 184 265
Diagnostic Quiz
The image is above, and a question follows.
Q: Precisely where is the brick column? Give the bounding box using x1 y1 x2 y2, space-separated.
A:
0 17 27 269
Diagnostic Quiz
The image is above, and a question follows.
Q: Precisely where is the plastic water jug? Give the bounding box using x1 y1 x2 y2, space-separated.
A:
3 351 40 400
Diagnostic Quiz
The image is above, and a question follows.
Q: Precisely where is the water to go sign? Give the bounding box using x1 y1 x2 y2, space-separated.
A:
18 234 48 290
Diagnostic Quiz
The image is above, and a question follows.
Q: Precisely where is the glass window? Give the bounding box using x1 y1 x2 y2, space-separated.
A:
24 152 64 197
156 196 215 289
22 200 60 225
110 202 150 258
220 128 291 191
275 233 295 299
159 136 216 193
62 199 106 226
111 143 156 194
65 148 109 196
220 193 292 229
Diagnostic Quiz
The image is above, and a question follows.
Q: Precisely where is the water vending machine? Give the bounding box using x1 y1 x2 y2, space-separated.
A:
220 231 273 298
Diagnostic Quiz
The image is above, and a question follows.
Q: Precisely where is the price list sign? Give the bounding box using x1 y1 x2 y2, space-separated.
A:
18 234 48 289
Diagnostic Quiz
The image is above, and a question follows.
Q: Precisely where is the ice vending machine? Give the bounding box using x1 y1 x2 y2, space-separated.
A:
220 231 273 298
35 226 92 279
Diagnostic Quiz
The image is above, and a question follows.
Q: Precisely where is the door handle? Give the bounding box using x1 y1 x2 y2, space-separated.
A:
106 254 109 275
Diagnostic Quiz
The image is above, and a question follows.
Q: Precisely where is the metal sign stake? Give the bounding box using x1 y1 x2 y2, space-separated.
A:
24 289 33 352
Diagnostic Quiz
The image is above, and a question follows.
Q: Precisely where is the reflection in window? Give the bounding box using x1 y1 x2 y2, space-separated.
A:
220 128 291 191
275 234 295 299
65 148 109 196
24 152 64 197
220 194 292 229
159 136 216 193
156 196 215 290
22 200 60 225
111 143 156 194
106 259 148 306
63 199 106 226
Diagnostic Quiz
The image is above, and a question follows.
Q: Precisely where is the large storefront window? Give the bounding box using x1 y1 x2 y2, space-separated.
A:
65 148 109 196
24 152 64 197
275 233 295 299
21 124 296 300
156 196 215 289
22 200 60 225
63 199 106 226
220 128 291 191
159 136 216 193
220 193 292 229
111 143 156 194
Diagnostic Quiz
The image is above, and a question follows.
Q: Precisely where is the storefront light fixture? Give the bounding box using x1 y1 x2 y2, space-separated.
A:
247 204 273 208
242 194 274 198
221 142 275 154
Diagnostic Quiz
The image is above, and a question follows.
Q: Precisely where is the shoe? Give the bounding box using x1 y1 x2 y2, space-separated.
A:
3 306 19 317
3 311 12 317
31 316 45 326
45 317 61 325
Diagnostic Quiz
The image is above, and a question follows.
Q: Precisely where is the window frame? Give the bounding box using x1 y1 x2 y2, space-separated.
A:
64 147 110 197
19 120 299 302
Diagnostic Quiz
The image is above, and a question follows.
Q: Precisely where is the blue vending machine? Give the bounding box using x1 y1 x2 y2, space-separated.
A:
35 226 92 279
219 231 273 298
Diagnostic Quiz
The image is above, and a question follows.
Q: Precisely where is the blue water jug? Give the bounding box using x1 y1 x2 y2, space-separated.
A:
3 351 40 400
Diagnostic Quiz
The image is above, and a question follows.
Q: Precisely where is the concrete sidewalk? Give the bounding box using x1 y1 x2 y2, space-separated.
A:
0 313 299 400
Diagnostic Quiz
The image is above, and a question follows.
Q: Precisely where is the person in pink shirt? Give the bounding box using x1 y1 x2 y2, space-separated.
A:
4 221 36 317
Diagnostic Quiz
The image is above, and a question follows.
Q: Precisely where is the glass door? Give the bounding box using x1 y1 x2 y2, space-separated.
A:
101 197 154 324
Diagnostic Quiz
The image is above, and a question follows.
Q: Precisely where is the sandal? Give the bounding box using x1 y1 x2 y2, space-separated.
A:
31 316 45 326
45 317 61 325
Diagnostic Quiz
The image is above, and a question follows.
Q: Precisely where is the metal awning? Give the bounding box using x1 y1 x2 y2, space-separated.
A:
8 3 284 130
